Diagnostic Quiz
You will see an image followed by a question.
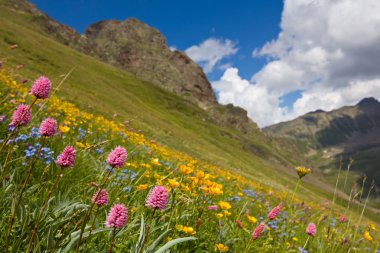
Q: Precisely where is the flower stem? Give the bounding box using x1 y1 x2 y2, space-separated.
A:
107 227 117 253
138 209 156 253
289 178 301 219
26 170 63 253
76 168 113 251
86 205 100 249
4 136 45 249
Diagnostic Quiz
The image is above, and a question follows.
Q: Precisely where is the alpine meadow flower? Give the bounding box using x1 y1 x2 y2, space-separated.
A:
216 243 229 252
218 201 231 210
56 146 76 168
146 185 168 210
92 189 108 206
363 231 373 241
105 204 127 228
267 203 282 220
296 166 311 179
252 222 265 240
208 205 218 211
236 219 243 228
306 223 316 236
38 118 57 137
106 146 127 168
9 104 31 127
30 76 51 99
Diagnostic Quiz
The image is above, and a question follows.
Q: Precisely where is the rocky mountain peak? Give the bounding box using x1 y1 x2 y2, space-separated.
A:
357 97 379 107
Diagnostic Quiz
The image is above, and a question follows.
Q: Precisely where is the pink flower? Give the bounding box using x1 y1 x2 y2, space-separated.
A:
105 204 127 228
252 223 265 240
208 205 218 211
9 104 31 127
56 146 76 168
30 76 51 99
236 220 243 229
306 223 316 236
146 186 168 210
267 203 282 220
39 118 57 137
339 215 347 223
92 189 108 206
106 146 127 168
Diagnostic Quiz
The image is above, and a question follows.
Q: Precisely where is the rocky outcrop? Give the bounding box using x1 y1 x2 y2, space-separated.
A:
84 19 216 110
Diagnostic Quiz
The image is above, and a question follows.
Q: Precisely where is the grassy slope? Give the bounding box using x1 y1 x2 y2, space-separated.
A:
1 5 379 222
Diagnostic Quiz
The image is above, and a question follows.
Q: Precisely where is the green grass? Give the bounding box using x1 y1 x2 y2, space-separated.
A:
1 3 379 224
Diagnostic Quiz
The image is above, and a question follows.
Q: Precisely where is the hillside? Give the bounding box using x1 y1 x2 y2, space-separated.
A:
0 0 303 185
1 0 380 251
265 98 380 195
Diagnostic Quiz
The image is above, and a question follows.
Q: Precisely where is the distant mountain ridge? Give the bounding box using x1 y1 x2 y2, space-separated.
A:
4 0 259 134
265 97 380 191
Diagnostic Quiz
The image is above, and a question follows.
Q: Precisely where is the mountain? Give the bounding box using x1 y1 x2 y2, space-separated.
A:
265 97 380 193
3 0 259 134
0 0 308 186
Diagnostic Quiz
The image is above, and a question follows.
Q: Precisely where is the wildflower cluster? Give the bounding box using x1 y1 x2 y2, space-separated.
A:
0 67 378 253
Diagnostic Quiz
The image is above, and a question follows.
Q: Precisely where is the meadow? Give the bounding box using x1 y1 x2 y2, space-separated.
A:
0 65 378 252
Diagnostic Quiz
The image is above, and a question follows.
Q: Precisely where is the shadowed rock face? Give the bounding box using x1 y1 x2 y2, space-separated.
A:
84 19 217 110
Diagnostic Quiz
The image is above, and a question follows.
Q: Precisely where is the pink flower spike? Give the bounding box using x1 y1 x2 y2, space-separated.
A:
339 215 347 223
306 223 316 236
30 76 51 99
56 146 76 168
252 223 265 240
208 205 218 211
146 186 168 210
92 189 108 206
267 203 282 220
236 220 243 229
105 204 127 228
39 118 57 137
106 146 127 168
9 104 31 127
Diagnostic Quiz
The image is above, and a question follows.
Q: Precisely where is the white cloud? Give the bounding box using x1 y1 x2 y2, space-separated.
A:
212 0 380 127
185 38 238 73
169 46 177 52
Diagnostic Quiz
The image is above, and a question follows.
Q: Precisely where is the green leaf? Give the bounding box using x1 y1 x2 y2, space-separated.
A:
132 215 145 253
145 229 171 253
62 227 111 253
154 237 196 253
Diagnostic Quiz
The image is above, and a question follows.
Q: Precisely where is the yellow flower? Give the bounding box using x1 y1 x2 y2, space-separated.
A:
296 166 311 179
247 215 257 223
175 224 184 231
364 231 373 241
368 223 376 230
223 210 232 216
136 184 149 190
218 201 231 210
215 213 224 219
131 207 138 213
292 237 298 241
180 164 193 175
168 179 180 188
216 243 229 252
59 125 70 133
182 226 196 235
76 142 86 149
152 158 160 166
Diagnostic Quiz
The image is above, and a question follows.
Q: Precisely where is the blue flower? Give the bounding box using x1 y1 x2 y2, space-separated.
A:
298 247 308 253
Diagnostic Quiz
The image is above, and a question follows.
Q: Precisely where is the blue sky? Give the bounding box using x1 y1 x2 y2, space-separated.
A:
30 0 380 127
30 0 282 81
